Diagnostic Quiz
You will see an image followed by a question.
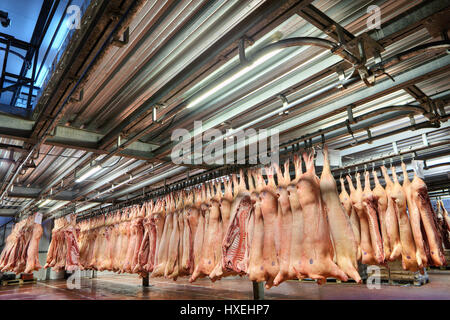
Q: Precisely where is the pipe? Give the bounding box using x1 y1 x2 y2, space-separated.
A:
371 40 450 71
252 37 360 65
333 140 450 174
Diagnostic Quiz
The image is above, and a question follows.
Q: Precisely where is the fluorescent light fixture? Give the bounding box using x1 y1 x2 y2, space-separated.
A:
75 165 102 183
38 199 52 207
187 49 282 109
426 156 450 167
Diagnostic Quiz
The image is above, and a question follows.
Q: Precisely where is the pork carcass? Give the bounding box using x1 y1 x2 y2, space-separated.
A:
181 193 195 275
190 186 209 282
320 146 361 282
0 216 42 274
362 171 384 264
259 166 280 288
287 155 306 280
148 199 165 272
195 183 222 278
152 196 173 277
24 223 43 273
437 200 450 249
273 161 293 286
135 202 152 273
441 200 450 232
380 166 402 261
222 170 253 276
346 173 377 265
401 163 428 269
166 194 182 279
296 151 347 283
63 215 80 272
371 170 391 261
339 177 362 261
390 166 420 271
210 178 234 281
411 171 446 266
248 168 267 283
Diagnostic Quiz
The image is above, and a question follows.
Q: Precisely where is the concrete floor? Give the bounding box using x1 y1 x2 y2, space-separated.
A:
0 272 449 300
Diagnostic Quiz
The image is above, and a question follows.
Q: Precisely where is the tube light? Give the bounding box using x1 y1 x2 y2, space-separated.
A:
75 165 102 183
38 199 51 207
186 49 282 109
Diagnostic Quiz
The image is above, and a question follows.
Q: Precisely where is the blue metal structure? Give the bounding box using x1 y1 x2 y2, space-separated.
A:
0 0 87 109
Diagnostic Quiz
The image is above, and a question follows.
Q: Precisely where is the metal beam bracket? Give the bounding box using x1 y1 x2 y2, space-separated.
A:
367 129 372 144
347 105 355 123
238 36 254 65
112 27 130 47
336 67 346 89
69 88 84 103
152 103 165 124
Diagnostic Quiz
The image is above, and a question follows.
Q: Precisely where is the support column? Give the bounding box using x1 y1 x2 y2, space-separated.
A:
252 281 264 300
142 273 151 287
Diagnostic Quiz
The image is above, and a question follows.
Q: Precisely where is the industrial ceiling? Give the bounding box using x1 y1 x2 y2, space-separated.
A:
0 0 449 221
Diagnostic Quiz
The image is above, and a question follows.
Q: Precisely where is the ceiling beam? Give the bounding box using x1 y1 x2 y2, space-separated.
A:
6 186 77 201
0 209 17 216
0 113 159 160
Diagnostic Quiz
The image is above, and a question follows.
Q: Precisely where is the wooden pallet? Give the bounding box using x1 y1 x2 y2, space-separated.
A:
377 261 429 286
1 278 37 286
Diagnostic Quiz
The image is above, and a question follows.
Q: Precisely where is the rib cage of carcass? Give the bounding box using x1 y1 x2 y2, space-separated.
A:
45 214 80 272
52 146 446 287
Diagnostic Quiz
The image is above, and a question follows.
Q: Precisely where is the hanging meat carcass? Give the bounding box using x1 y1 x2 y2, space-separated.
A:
346 173 377 265
296 151 347 284
45 214 80 272
193 183 223 279
181 193 195 275
0 214 43 274
371 170 391 261
381 166 402 261
441 201 450 233
259 166 280 289
401 163 428 269
222 170 253 277
273 161 293 286
286 155 306 281
339 177 362 261
437 200 450 249
166 194 182 279
362 171 384 264
189 187 208 282
248 168 267 283
135 202 153 273
410 170 446 266
152 195 173 277
210 177 234 281
320 146 361 283
389 165 420 272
